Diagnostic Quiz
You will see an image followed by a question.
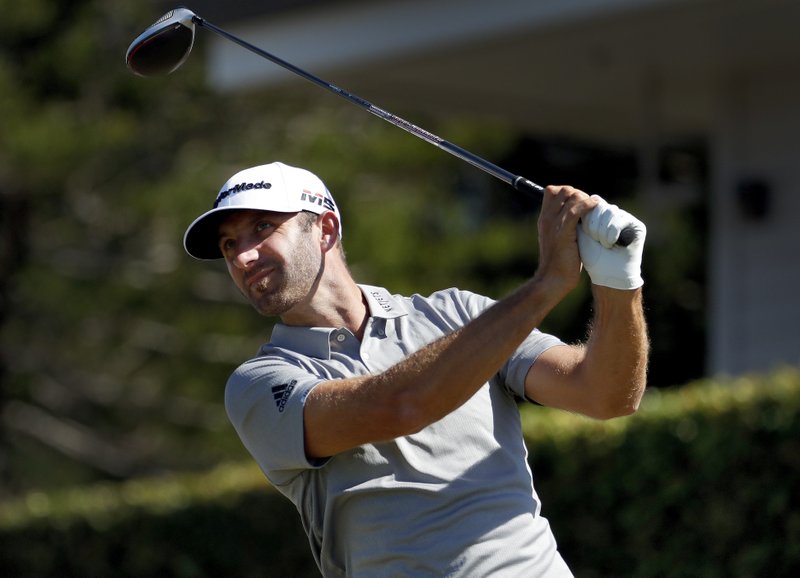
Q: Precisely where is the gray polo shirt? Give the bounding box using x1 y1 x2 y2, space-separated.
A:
225 285 572 577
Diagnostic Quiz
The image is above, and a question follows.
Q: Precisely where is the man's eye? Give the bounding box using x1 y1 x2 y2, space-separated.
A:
256 222 273 233
221 239 235 252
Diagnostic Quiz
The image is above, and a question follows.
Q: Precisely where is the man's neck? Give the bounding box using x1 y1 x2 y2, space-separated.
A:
280 276 369 339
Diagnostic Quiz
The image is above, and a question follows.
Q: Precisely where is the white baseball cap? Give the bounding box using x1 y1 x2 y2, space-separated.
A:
183 162 342 260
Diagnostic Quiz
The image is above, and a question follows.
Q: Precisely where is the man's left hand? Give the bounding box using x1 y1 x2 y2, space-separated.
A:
577 196 646 290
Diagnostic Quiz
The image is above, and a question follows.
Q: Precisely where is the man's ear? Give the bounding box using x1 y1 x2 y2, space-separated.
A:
318 211 340 252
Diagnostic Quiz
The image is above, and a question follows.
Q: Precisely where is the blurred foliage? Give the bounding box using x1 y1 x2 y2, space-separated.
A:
0 0 709 496
528 367 800 577
1 368 797 576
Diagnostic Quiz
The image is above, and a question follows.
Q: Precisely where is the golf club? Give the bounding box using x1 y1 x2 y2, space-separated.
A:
126 7 637 247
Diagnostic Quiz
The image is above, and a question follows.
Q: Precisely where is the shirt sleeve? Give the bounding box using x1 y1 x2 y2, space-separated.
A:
224 354 327 486
500 330 565 400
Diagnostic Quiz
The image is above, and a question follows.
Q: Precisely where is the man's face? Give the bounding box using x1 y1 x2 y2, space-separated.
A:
217 210 322 317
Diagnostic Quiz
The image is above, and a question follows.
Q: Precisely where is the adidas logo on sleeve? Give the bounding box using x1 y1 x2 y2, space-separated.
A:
271 381 297 413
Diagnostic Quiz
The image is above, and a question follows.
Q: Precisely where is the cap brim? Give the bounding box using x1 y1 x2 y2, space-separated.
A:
183 207 242 260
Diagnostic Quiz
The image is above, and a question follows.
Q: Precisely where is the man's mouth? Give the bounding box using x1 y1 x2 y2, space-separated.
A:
245 267 275 291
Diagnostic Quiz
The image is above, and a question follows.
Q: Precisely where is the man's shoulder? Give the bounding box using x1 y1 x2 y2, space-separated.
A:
409 286 495 318
226 341 314 385
362 284 492 309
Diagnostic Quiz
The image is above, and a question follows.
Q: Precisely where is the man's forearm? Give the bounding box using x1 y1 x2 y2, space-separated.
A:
372 277 567 431
304 277 568 457
305 186 596 457
583 285 649 416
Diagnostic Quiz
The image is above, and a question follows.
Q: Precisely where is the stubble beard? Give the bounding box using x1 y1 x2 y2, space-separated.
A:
248 238 322 317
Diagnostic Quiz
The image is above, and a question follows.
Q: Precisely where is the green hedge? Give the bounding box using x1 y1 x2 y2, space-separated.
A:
526 368 800 577
0 463 312 576
1 369 799 576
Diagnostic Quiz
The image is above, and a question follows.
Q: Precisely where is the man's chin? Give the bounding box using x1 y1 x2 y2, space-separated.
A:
250 292 295 318
251 300 285 318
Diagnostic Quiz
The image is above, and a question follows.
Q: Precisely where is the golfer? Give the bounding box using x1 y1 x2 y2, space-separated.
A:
183 161 649 577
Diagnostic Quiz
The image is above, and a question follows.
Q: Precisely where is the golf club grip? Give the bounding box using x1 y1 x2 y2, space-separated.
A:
513 178 637 247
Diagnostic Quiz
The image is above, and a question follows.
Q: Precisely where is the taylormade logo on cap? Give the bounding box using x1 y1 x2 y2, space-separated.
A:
214 181 272 207
183 161 342 260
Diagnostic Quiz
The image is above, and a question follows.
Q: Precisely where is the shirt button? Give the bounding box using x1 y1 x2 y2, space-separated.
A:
336 334 346 343
363 352 371 360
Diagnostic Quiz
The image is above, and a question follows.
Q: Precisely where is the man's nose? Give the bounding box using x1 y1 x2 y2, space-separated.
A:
232 245 259 270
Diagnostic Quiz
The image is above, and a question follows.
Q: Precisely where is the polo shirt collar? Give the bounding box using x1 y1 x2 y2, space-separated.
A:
269 284 406 359
360 284 406 320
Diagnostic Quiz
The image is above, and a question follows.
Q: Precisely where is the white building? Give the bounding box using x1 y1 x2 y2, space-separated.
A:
184 0 800 377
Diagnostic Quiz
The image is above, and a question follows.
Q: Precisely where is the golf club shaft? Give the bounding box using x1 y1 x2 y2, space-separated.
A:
188 14 636 246
194 16 542 196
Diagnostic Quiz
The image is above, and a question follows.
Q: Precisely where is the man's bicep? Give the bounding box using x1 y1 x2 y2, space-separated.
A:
524 344 590 413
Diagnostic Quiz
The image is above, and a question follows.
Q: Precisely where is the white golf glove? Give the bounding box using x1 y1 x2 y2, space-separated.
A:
577 196 646 290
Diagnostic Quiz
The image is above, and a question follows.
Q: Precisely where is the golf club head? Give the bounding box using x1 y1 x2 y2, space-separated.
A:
126 7 198 76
